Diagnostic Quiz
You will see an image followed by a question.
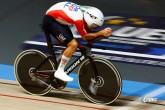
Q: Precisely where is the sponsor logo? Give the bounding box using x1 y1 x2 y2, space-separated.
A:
59 34 66 41
142 96 158 103
61 59 67 64
65 55 85 73
64 2 80 12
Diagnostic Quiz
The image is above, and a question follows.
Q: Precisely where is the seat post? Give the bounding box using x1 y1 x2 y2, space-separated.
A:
43 29 58 69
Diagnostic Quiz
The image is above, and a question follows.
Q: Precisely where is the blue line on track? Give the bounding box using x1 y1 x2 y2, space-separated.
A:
0 64 165 101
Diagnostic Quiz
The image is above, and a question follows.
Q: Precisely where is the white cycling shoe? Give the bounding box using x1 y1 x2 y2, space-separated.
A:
54 70 73 82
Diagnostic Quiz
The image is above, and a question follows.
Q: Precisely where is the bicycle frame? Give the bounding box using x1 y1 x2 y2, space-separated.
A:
32 29 100 80
14 26 122 104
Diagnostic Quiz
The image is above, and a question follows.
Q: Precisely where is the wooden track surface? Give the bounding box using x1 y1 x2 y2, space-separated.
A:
0 79 164 110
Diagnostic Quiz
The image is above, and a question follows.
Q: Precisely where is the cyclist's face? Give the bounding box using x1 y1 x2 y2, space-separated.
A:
83 22 88 28
90 24 99 28
86 24 91 29
84 23 91 30
85 23 99 29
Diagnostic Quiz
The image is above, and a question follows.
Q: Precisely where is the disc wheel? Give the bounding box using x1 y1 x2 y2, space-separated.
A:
78 57 122 104
14 49 55 95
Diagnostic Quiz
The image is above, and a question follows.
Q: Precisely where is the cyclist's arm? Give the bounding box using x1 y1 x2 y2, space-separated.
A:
83 27 112 41
74 20 112 41
83 31 104 41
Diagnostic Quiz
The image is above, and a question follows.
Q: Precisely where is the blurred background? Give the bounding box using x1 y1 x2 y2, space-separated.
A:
0 0 165 84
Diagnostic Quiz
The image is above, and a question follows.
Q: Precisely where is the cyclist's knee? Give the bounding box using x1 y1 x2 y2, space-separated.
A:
68 39 78 49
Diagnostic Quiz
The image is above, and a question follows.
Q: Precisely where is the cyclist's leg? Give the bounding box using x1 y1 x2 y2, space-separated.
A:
58 39 77 70
42 15 76 82
54 39 77 81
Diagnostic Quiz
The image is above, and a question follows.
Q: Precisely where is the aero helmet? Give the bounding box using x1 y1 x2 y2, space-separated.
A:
80 6 104 28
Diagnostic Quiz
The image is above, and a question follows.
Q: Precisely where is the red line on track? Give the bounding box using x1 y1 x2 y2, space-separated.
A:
0 94 109 110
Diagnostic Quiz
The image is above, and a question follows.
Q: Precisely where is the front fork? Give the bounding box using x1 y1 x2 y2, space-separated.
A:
87 56 100 83
79 45 100 83
87 56 103 95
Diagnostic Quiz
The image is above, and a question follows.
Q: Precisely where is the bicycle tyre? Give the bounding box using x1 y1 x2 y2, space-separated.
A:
78 57 122 104
14 49 55 95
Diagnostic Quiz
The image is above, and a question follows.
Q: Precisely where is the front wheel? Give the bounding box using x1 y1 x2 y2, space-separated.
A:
78 57 122 104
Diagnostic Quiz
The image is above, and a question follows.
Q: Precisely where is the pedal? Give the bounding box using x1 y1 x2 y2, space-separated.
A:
51 78 67 90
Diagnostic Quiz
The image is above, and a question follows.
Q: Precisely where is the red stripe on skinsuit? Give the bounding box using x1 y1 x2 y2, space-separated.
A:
46 10 75 24
47 10 87 37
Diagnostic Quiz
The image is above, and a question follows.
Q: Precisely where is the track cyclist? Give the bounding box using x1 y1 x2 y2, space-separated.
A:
42 1 112 82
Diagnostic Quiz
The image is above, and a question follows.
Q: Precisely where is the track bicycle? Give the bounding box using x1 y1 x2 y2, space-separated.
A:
14 29 122 105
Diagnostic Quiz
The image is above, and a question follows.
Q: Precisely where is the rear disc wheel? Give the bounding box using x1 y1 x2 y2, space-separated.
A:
14 49 55 95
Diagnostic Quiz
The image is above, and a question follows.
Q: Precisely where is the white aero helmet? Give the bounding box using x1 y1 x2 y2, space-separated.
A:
80 6 104 28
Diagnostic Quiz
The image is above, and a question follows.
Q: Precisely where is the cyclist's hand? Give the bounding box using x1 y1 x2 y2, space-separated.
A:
101 27 112 38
